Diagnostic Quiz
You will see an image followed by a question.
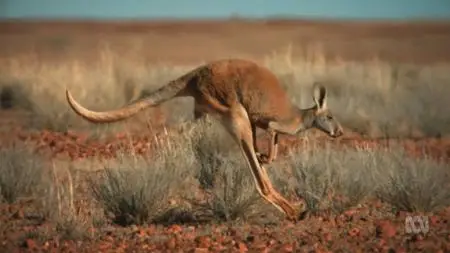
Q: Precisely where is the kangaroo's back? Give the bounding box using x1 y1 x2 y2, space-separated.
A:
190 59 296 125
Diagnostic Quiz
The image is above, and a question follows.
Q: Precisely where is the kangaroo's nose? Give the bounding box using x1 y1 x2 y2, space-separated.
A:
331 127 343 138
335 127 344 137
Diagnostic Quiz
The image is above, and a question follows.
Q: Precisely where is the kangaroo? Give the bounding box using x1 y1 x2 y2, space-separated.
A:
66 58 343 221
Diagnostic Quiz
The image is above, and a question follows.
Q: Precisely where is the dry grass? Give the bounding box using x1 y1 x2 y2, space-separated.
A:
0 117 448 237
1 44 449 138
37 165 100 241
89 146 195 226
374 151 450 212
266 45 450 138
270 140 450 214
187 153 265 222
0 46 192 134
88 118 450 225
0 144 47 204
0 145 103 241
188 118 266 222
86 118 268 224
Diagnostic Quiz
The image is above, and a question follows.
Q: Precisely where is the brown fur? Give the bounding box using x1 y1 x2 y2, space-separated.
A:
66 58 344 221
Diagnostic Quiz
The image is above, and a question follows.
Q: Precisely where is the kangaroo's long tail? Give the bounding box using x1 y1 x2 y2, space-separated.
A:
66 76 190 123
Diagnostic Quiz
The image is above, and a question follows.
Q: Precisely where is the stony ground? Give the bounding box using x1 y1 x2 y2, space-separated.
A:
0 109 449 253
1 201 449 252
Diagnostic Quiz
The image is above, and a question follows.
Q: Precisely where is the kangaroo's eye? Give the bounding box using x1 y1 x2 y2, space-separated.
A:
326 115 333 120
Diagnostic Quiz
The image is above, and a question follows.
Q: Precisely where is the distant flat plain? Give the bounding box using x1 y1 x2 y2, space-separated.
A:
1 19 449 64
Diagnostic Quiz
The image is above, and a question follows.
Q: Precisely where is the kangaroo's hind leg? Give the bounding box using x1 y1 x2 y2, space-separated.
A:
219 103 299 221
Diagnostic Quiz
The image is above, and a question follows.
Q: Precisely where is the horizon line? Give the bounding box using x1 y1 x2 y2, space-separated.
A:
1 15 450 22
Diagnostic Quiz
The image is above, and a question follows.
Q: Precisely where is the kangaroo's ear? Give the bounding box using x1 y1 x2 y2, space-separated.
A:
313 84 327 109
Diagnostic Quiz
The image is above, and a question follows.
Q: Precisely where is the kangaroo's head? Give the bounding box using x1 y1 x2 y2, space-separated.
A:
304 84 343 138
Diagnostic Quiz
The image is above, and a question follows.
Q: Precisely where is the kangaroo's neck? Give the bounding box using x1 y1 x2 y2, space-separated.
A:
293 106 316 131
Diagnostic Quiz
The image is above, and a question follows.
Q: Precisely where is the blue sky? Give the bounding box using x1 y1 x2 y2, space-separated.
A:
1 0 450 20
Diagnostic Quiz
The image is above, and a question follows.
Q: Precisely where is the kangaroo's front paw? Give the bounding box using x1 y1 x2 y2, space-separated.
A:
256 152 270 165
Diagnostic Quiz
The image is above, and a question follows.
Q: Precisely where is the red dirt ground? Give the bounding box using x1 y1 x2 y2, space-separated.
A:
0 19 450 252
0 111 449 252
1 201 449 252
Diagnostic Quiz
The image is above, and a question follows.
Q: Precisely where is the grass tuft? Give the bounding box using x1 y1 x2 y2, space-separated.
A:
273 141 450 214
0 144 47 204
374 150 450 212
185 118 266 222
192 153 264 222
89 135 195 226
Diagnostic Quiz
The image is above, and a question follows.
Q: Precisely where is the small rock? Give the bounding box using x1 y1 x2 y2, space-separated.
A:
165 237 176 249
168 224 183 234
348 227 360 237
376 220 397 238
253 242 268 250
281 243 294 252
12 209 24 219
237 242 248 252
97 242 111 250
228 227 239 236
195 236 211 248
136 229 146 237
104 235 114 242
246 235 254 242
24 239 36 249
395 247 407 253
377 239 386 247
323 232 332 242
411 234 424 242
193 248 208 253
343 209 357 217
395 211 408 218
429 215 440 225
211 244 227 252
